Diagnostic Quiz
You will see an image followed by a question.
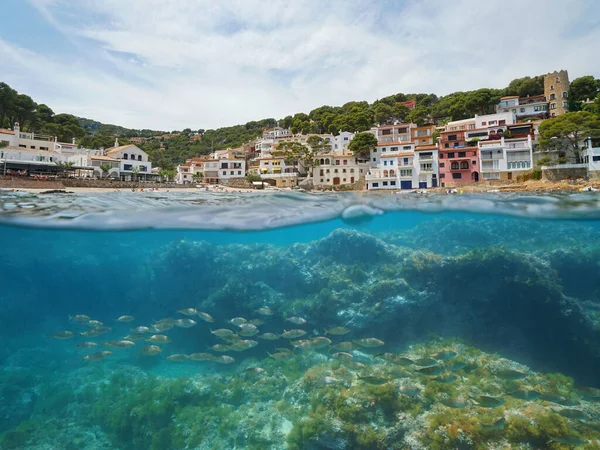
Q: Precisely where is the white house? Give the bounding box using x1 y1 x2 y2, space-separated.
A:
478 123 535 181
582 137 600 180
104 140 154 180
497 95 549 121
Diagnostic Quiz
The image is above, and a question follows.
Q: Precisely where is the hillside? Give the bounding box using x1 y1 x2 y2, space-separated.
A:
1 73 598 169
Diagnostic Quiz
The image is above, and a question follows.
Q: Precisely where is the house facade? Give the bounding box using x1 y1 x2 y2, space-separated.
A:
582 137 600 180
104 140 154 180
478 123 535 181
312 153 367 188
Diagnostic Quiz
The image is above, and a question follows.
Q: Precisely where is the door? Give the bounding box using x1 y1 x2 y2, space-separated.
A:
419 181 427 189
507 172 512 180
400 180 412 190
333 177 340 185
350 177 355 183
432 179 438 187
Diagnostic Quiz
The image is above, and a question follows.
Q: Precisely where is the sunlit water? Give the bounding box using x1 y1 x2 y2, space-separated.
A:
1 189 600 449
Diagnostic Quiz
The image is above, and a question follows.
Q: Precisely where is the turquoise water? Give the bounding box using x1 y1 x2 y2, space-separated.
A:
1 191 600 449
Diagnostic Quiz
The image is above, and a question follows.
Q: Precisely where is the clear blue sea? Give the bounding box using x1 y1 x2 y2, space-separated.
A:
1 190 600 449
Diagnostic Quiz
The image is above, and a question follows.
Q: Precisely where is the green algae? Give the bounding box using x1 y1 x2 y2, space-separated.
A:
4 338 600 449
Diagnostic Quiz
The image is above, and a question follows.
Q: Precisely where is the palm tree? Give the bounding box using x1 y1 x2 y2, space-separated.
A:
99 163 112 179
55 161 75 178
193 172 204 184
130 166 140 182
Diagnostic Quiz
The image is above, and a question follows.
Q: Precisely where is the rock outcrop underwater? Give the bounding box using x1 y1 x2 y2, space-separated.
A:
3 339 600 449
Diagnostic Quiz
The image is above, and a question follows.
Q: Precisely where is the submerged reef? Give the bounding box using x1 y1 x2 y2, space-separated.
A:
146 224 600 384
3 340 600 449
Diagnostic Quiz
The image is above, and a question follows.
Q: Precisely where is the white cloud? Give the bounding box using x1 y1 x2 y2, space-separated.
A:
4 0 599 130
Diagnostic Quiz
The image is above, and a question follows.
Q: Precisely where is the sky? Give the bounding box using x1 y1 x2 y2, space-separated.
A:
1 0 599 131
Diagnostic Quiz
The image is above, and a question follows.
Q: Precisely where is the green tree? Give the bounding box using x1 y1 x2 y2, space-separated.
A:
130 166 140 181
193 172 204 183
306 135 332 155
538 112 600 163
505 76 544 97
348 132 377 159
158 168 175 182
55 161 75 177
99 163 112 179
569 76 600 111
276 141 317 176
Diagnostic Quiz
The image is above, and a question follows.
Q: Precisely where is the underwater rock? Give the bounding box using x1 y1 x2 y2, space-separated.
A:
309 229 395 265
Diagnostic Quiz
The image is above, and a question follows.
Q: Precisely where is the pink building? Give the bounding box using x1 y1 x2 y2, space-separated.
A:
438 130 480 186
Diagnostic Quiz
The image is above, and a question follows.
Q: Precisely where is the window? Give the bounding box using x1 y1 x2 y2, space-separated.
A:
373 149 377 153
344 137 349 141
335 160 340 165
448 135 457 141
343 160 347 165
550 93 556 100
400 169 412 177
343 169 347 173
372 158 376 162
384 160 387 166
439 162 445 168
460 161 469 169
593 156 600 162
140 166 147 172
238 171 242 175
489 121 497 125
458 152 466 157
563 102 568 108
391 147 398 151
499 120 506 125
334 169 338 173
320 169 324 176
472 160 477 165
230 171 234 175
520 108 525 113
550 103 557 109
389 160 394 165
452 173 462 179
403 158 409 165
383 181 388 186
40 147 48 150
444 143 449 148
562 92 568 98
550 85 555 90
223 171 226 175
130 154 135 160
451 162 459 170
138 155 142 161
439 154 444 159
440 173 445 179
534 106 541 111
448 152 455 158
124 164 132 171
343 178 347 182
390 181 396 186
403 146 412 150
372 182 379 187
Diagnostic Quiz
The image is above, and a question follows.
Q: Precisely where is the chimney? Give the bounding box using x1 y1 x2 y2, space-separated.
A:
72 137 76 145
114 137 119 148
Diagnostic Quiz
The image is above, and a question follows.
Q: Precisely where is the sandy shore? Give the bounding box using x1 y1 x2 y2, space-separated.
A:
4 180 600 195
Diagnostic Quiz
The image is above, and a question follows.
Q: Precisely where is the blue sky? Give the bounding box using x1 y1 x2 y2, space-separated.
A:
1 0 599 131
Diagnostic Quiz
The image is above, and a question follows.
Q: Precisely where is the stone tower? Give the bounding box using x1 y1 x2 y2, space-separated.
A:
544 70 570 117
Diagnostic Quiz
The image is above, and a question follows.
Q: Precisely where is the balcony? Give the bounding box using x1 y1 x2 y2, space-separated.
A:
378 135 411 144
440 132 466 143
506 142 528 149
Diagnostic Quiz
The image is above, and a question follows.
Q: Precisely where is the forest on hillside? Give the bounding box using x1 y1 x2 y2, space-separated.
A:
1 74 599 169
